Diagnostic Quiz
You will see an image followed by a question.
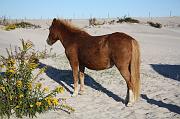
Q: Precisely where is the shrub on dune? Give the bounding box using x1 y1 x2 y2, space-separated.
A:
4 22 41 31
89 18 105 26
147 21 162 28
0 40 74 119
4 24 16 31
117 17 140 23
15 22 41 29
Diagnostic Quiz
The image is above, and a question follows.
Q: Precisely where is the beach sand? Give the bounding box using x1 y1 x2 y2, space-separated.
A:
0 17 180 119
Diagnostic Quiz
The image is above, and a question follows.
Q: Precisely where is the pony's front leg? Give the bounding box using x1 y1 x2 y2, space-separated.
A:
67 52 79 97
71 62 79 97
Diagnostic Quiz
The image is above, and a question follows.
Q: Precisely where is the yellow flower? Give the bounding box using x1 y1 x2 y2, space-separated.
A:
39 67 47 74
30 104 33 108
55 86 64 93
8 69 15 73
52 98 59 106
36 101 42 107
0 64 4 68
0 85 5 92
45 96 52 106
7 58 16 65
6 65 16 75
16 80 23 88
28 63 38 70
27 82 32 90
45 97 49 101
43 87 49 92
35 83 42 89
19 94 24 98
45 96 59 106
25 40 33 49
47 100 52 106
15 105 20 109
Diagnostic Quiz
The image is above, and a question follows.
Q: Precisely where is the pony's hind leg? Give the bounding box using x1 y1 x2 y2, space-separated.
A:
79 65 85 95
117 66 135 106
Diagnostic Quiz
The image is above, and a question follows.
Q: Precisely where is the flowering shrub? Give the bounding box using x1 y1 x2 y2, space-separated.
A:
0 40 74 119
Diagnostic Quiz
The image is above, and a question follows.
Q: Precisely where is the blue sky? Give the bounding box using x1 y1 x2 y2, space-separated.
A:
1 0 180 19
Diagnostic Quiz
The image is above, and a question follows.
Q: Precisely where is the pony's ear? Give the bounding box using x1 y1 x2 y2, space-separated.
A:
52 18 57 25
53 18 57 22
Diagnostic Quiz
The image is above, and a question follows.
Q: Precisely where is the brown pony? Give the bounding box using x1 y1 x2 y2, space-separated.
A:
47 18 140 106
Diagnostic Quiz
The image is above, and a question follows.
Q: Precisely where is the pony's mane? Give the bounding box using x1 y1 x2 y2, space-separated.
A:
56 19 88 35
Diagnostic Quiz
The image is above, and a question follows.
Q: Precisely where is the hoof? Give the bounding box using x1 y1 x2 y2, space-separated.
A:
124 98 128 105
126 102 134 107
125 90 135 106
79 90 85 95
71 92 78 97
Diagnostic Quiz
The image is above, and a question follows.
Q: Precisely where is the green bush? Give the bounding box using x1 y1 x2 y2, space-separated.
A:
108 20 116 25
15 22 41 29
147 21 162 28
4 22 41 31
0 40 74 119
117 17 139 23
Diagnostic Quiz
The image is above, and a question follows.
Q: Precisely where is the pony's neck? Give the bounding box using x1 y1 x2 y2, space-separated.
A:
57 24 87 48
57 26 76 48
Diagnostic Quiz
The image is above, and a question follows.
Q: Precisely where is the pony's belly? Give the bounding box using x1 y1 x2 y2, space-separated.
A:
82 59 114 70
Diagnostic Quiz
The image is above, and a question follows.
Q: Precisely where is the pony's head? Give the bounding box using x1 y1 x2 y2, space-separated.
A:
47 18 60 46
47 18 87 46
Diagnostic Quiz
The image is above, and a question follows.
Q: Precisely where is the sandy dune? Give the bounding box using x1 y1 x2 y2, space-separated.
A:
0 17 180 119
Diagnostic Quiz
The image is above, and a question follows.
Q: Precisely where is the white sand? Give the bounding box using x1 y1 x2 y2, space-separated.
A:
0 17 180 119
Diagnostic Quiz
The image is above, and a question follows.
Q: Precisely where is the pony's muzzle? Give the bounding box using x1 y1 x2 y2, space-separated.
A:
46 38 52 46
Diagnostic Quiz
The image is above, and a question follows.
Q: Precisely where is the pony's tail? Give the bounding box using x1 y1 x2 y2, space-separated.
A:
131 39 140 102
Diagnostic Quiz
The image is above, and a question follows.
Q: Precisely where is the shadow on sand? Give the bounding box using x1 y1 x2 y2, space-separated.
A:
38 62 124 103
141 94 180 114
151 64 180 81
